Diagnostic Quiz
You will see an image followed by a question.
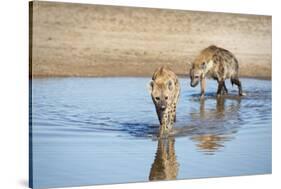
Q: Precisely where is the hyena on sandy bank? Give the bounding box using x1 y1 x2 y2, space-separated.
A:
189 45 245 98
148 66 180 136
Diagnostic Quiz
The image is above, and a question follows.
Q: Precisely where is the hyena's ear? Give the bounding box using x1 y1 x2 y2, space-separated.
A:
168 80 174 91
147 80 154 93
201 62 206 69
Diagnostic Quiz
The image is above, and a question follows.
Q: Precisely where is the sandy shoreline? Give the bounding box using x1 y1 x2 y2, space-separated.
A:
30 2 272 79
31 75 271 80
31 62 271 79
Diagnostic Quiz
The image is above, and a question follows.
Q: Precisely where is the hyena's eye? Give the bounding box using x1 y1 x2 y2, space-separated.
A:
155 97 160 101
165 96 168 100
194 75 200 79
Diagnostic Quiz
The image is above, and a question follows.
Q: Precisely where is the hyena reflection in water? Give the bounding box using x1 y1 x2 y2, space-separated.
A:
148 66 180 136
191 97 242 154
189 45 246 99
149 137 179 181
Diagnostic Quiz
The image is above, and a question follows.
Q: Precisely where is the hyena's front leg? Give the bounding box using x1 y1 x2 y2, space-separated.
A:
169 108 176 129
160 110 175 137
173 91 179 122
217 80 225 97
172 104 176 123
200 77 206 99
159 111 169 136
159 122 167 136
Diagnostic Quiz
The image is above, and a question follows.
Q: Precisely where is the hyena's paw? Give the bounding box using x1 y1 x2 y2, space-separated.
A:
216 93 223 98
239 92 246 96
222 90 228 95
158 123 174 138
158 129 169 138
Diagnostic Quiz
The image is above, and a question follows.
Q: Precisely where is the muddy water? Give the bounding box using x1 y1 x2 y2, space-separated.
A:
31 77 271 188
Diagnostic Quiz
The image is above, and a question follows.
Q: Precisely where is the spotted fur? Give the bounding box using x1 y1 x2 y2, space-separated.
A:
189 45 245 98
148 66 180 136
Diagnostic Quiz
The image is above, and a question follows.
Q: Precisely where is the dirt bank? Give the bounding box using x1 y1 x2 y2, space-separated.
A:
30 1 272 79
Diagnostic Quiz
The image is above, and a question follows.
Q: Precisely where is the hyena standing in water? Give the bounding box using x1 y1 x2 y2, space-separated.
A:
148 66 180 136
189 45 245 98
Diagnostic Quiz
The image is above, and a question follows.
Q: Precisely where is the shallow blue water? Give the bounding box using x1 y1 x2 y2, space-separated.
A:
30 77 272 188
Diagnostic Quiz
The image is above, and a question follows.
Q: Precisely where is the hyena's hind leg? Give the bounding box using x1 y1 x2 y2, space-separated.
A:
231 76 245 96
223 81 228 94
217 79 228 95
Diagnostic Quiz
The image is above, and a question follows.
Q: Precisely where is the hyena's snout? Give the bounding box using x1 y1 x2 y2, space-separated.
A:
190 69 200 87
159 100 167 111
190 72 200 87
155 98 167 111
190 78 199 87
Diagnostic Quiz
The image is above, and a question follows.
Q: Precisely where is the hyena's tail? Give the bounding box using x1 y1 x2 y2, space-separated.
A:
231 57 239 87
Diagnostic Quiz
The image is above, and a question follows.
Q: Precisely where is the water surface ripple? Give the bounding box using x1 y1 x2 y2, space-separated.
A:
31 78 271 188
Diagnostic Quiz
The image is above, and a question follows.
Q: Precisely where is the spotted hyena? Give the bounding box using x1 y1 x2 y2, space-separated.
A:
189 45 245 98
148 66 180 135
